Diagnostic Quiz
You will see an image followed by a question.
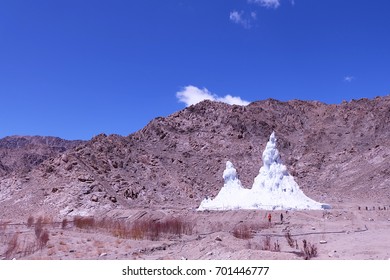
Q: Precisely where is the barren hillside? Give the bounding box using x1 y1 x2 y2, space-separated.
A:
1 96 390 218
0 136 84 175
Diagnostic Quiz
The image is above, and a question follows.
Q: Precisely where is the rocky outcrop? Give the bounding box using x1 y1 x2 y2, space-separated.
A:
0 136 84 175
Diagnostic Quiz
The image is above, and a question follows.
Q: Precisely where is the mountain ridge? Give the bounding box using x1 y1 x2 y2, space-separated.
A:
1 96 390 218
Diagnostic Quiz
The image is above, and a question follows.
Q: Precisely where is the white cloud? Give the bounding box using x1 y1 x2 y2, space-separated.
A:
176 85 250 107
249 0 280 9
218 95 250 106
251 11 257 19
229 10 243 24
344 76 355 82
229 10 251 29
176 86 215 105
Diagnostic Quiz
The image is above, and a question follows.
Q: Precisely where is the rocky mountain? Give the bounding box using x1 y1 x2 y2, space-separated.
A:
0 136 84 175
1 96 390 218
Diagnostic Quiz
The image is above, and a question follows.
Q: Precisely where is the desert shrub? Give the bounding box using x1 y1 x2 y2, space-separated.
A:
61 218 68 229
39 229 50 249
160 217 193 236
71 215 192 240
4 233 19 259
261 236 280 252
27 216 34 228
130 220 146 240
34 217 43 239
43 216 53 225
0 220 10 231
232 224 254 240
302 239 318 260
273 239 281 252
73 216 131 238
73 216 95 230
285 231 296 248
262 236 272 251
161 218 179 234
129 217 193 240
110 220 130 239
145 220 160 241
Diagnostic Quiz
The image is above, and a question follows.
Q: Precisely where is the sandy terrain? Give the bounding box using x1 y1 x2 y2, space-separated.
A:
1 202 389 260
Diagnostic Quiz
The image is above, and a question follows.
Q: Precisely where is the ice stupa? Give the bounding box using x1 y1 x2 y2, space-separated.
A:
197 161 251 210
198 132 331 211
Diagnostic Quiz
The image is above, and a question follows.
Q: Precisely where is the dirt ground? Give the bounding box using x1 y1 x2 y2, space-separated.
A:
1 202 390 260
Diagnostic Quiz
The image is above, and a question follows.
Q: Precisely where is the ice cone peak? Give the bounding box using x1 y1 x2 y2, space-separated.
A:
223 161 237 183
262 131 282 168
254 132 289 192
198 132 331 211
198 160 248 210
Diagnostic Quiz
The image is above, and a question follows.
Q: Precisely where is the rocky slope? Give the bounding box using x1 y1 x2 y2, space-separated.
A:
1 96 389 218
0 136 84 175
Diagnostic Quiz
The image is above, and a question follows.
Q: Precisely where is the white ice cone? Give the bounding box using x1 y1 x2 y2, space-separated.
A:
197 161 250 210
198 132 331 211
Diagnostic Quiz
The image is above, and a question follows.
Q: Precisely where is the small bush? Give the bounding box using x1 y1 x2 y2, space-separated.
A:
27 216 34 228
232 224 254 240
39 230 50 249
302 239 318 260
5 233 19 259
61 218 68 229
261 236 280 252
110 220 130 239
285 231 296 248
34 217 43 239
71 215 193 240
73 216 95 230
128 217 193 240
0 220 10 231
273 239 281 252
130 220 146 240
262 236 272 251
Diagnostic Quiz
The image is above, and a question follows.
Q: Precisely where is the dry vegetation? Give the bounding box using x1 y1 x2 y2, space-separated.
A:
232 222 270 240
261 236 281 252
1 214 194 259
0 220 10 231
232 224 254 240
1 216 53 259
227 222 320 260
72 216 193 240
285 231 298 249
284 230 318 260
4 212 372 260
229 222 319 259
4 233 19 259
301 239 318 260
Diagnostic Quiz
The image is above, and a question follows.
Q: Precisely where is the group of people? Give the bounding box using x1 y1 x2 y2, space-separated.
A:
266 212 285 223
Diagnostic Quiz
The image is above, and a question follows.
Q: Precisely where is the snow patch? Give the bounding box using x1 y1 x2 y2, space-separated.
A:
198 132 331 211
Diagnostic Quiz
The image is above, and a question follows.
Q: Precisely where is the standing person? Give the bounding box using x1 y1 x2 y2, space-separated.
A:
280 213 284 223
268 213 272 224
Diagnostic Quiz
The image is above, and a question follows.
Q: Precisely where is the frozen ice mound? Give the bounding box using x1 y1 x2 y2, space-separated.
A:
198 132 331 211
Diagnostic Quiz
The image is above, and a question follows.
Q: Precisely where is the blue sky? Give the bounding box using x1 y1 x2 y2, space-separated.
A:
1 0 389 140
